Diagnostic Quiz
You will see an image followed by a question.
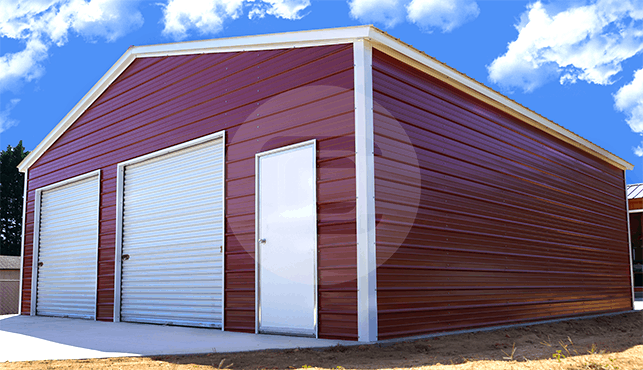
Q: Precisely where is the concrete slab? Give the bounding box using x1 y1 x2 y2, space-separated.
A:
0 315 351 363
635 299 643 311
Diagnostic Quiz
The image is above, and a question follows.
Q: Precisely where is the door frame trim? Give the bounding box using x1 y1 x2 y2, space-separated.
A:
113 130 226 325
31 169 101 319
254 139 318 338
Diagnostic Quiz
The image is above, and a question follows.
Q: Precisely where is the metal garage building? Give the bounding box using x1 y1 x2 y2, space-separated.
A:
18 26 635 342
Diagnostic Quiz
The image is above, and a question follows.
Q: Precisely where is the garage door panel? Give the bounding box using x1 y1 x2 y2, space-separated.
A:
124 184 223 208
35 174 99 319
37 229 97 243
120 137 224 328
125 169 223 191
125 145 221 173
123 213 223 230
127 198 221 218
124 256 222 269
125 150 222 185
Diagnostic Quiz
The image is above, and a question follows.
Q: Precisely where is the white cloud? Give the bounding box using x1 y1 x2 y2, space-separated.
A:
348 0 405 28
161 0 311 40
0 37 48 92
488 0 643 93
161 0 244 40
250 0 311 20
615 67 643 155
406 0 479 33
635 145 643 156
0 99 21 134
348 0 479 31
0 0 144 92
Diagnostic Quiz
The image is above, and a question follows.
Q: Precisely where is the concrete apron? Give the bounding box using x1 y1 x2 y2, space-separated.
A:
3 304 641 363
0 315 351 363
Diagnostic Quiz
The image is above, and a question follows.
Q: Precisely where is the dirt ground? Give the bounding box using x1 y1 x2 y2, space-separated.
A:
3 311 642 370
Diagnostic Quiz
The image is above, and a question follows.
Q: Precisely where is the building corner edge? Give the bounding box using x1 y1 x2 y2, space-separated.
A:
354 38 378 342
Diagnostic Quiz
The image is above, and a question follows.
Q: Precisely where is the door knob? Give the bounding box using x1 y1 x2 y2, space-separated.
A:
122 254 130 261
258 238 266 244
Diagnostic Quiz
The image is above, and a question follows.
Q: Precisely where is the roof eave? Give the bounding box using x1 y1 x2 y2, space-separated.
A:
366 28 633 171
18 25 633 172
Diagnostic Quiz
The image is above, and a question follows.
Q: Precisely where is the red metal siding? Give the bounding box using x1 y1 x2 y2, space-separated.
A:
372 50 632 340
21 44 358 340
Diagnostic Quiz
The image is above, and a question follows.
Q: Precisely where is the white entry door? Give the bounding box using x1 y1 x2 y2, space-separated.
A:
256 140 317 337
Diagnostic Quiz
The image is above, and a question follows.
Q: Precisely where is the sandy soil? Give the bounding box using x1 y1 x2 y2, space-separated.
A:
2 311 642 370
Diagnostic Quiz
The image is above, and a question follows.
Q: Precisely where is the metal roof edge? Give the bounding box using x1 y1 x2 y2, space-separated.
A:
18 25 633 172
131 25 372 57
366 28 633 171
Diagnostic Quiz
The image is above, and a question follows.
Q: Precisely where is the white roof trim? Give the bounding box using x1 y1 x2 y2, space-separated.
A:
18 25 633 172
365 28 632 171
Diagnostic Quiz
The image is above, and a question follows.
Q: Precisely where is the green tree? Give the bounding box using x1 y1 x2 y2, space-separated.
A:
1 141 29 256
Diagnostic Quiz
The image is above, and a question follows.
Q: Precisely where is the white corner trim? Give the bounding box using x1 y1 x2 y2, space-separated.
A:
365 28 632 171
30 169 101 317
354 39 378 342
114 162 124 323
94 170 101 321
625 173 635 309
221 130 227 331
18 169 28 315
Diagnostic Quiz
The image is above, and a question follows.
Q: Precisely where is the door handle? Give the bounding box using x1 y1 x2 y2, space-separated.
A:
122 254 130 261
38 262 44 267
258 238 266 244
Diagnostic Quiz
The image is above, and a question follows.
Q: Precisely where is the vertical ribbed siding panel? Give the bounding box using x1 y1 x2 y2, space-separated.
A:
35 175 99 319
22 45 357 339
372 50 632 340
120 138 224 327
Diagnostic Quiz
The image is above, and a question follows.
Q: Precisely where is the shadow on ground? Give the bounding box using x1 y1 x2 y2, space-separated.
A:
151 311 643 369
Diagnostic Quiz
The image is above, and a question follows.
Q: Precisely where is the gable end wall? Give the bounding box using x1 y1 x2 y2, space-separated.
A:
21 44 358 340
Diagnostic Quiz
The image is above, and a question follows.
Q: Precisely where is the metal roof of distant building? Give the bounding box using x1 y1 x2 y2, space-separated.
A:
627 183 643 199
0 256 20 270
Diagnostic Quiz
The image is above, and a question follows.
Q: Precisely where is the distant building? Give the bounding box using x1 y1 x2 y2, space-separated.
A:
627 184 643 299
1 256 20 315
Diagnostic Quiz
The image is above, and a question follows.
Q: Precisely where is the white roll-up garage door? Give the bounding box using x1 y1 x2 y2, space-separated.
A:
119 136 224 328
35 173 99 319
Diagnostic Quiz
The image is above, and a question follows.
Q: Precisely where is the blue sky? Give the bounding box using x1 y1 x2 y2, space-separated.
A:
2 0 643 183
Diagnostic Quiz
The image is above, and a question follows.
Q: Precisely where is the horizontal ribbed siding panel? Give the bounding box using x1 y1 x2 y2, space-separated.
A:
372 50 631 340
23 45 357 339
120 138 224 328
36 175 98 319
